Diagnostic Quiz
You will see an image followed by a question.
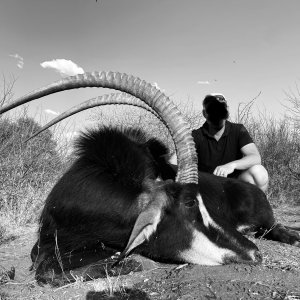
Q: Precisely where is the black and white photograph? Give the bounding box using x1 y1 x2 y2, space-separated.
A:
0 1 299 299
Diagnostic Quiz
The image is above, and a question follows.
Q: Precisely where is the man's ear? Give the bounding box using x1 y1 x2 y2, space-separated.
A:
202 109 207 119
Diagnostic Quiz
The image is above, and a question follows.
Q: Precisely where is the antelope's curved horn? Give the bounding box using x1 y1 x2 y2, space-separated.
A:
0 71 198 184
25 92 163 142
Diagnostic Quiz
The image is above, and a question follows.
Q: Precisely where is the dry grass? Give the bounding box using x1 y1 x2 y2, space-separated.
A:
235 102 300 206
0 113 71 243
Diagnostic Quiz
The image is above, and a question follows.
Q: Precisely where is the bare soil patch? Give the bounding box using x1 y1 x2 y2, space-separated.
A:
0 206 299 300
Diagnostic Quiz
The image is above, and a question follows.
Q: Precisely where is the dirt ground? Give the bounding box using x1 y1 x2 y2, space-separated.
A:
0 206 299 300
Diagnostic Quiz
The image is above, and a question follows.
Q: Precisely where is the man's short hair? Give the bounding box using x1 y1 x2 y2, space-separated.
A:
203 94 229 123
203 93 227 106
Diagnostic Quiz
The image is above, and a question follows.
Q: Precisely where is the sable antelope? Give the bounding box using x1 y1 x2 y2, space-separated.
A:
0 72 298 286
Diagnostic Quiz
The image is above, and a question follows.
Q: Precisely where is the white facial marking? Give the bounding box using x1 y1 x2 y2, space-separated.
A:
248 249 259 262
192 194 257 264
197 194 217 228
179 229 235 265
236 224 251 233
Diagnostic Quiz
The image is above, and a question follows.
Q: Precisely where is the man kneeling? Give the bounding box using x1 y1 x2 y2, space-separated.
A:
191 94 268 192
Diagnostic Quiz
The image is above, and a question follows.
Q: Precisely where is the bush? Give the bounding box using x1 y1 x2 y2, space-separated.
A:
236 103 300 206
0 114 65 227
255 120 300 206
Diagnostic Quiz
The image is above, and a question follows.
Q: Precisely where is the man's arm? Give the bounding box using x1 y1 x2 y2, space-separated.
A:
213 143 261 177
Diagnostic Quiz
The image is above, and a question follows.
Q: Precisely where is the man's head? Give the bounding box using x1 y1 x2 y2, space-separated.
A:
202 94 229 129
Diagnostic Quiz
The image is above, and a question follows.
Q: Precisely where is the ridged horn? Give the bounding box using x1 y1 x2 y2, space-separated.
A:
0 71 198 184
25 92 163 142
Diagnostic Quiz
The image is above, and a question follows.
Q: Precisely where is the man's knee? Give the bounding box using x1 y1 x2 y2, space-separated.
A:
238 165 269 192
248 165 269 185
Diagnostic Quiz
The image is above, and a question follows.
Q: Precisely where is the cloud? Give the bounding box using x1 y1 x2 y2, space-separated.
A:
197 80 210 85
44 109 59 116
40 59 85 76
9 53 24 69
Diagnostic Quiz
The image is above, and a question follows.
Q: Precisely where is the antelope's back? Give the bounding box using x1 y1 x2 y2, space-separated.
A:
40 127 170 226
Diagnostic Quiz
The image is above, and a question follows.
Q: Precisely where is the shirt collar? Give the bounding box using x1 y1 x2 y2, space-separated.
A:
202 120 231 138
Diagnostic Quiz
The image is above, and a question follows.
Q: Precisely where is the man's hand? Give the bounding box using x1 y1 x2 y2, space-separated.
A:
213 163 236 177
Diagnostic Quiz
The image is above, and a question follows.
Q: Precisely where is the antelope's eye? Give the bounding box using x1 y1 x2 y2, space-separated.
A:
184 198 197 208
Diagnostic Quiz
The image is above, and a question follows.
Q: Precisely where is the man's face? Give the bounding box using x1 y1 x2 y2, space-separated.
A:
203 98 229 129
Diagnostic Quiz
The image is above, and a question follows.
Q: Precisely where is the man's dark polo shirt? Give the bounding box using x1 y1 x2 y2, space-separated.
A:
192 121 253 178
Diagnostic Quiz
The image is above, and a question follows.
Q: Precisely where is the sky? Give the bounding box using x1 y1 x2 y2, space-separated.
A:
1 0 300 131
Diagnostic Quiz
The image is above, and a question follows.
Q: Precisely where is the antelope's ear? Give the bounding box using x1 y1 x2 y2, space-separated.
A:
114 189 169 264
